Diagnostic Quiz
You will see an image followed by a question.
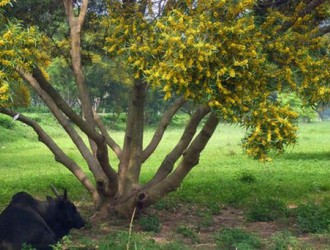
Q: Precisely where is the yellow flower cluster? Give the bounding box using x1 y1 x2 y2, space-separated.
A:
103 0 330 159
242 102 298 161
0 8 51 107
0 82 9 106
0 0 10 7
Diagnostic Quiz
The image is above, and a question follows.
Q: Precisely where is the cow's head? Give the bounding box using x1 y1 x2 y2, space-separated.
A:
48 188 85 233
56 190 85 229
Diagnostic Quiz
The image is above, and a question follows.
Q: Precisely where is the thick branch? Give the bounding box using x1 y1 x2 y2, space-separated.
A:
17 69 114 195
32 67 104 144
145 105 211 188
63 0 97 155
146 112 219 203
78 0 89 27
121 80 146 177
63 1 119 197
142 96 187 162
0 108 101 207
117 80 146 196
33 67 118 194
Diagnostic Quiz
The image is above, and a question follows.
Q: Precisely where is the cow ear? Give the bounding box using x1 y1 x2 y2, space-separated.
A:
63 189 68 201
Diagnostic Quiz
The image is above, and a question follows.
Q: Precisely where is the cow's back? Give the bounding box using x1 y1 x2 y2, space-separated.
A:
0 202 56 250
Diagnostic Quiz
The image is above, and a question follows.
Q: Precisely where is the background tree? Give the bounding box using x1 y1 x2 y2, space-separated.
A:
277 93 318 123
0 0 329 217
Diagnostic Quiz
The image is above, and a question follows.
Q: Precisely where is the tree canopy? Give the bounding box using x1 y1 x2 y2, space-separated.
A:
0 0 330 216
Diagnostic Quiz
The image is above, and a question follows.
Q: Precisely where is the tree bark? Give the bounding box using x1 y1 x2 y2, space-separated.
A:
62 0 120 197
117 79 147 200
63 0 98 156
145 105 211 188
16 68 114 198
110 111 220 216
32 67 103 144
146 112 220 204
142 96 187 162
32 68 119 196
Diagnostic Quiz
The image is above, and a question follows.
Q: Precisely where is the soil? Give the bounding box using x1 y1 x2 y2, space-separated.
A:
70 202 330 249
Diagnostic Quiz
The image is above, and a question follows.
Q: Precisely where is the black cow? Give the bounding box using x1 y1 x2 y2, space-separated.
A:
0 188 85 250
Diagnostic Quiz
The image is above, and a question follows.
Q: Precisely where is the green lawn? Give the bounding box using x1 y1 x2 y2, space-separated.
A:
0 114 329 209
1 114 330 249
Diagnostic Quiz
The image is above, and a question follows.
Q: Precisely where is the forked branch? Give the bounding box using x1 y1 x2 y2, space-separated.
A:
16 68 111 195
142 96 187 162
32 67 104 145
63 0 97 155
145 105 211 188
146 112 219 204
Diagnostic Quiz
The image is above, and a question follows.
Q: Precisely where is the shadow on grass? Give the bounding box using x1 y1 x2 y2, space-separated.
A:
281 152 330 161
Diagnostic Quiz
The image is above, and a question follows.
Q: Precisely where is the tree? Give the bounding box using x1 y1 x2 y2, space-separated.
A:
0 0 330 217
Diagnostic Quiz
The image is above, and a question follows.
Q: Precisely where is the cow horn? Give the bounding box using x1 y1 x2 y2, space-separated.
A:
50 184 60 197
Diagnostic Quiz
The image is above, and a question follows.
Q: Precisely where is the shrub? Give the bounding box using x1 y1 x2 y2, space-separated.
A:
176 225 199 243
0 115 14 129
237 171 257 184
295 202 330 233
95 231 186 250
246 198 288 222
215 228 262 250
21 243 35 250
268 231 299 250
153 198 178 211
139 214 161 233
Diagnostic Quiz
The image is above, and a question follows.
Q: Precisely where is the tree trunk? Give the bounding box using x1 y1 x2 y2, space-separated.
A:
117 79 147 201
107 111 219 218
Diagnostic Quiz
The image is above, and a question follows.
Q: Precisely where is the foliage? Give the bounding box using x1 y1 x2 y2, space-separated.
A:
47 58 77 107
0 113 14 129
0 82 9 107
215 228 262 250
138 214 162 233
104 0 330 160
246 198 288 222
268 231 299 250
176 225 199 243
0 6 50 108
295 200 330 233
54 231 188 250
0 1 9 107
237 170 257 184
21 243 35 250
278 92 317 122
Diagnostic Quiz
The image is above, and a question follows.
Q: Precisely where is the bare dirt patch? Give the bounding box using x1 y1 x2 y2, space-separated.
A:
70 203 330 249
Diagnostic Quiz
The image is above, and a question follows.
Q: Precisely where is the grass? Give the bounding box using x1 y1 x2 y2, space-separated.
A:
215 228 262 250
1 113 330 248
